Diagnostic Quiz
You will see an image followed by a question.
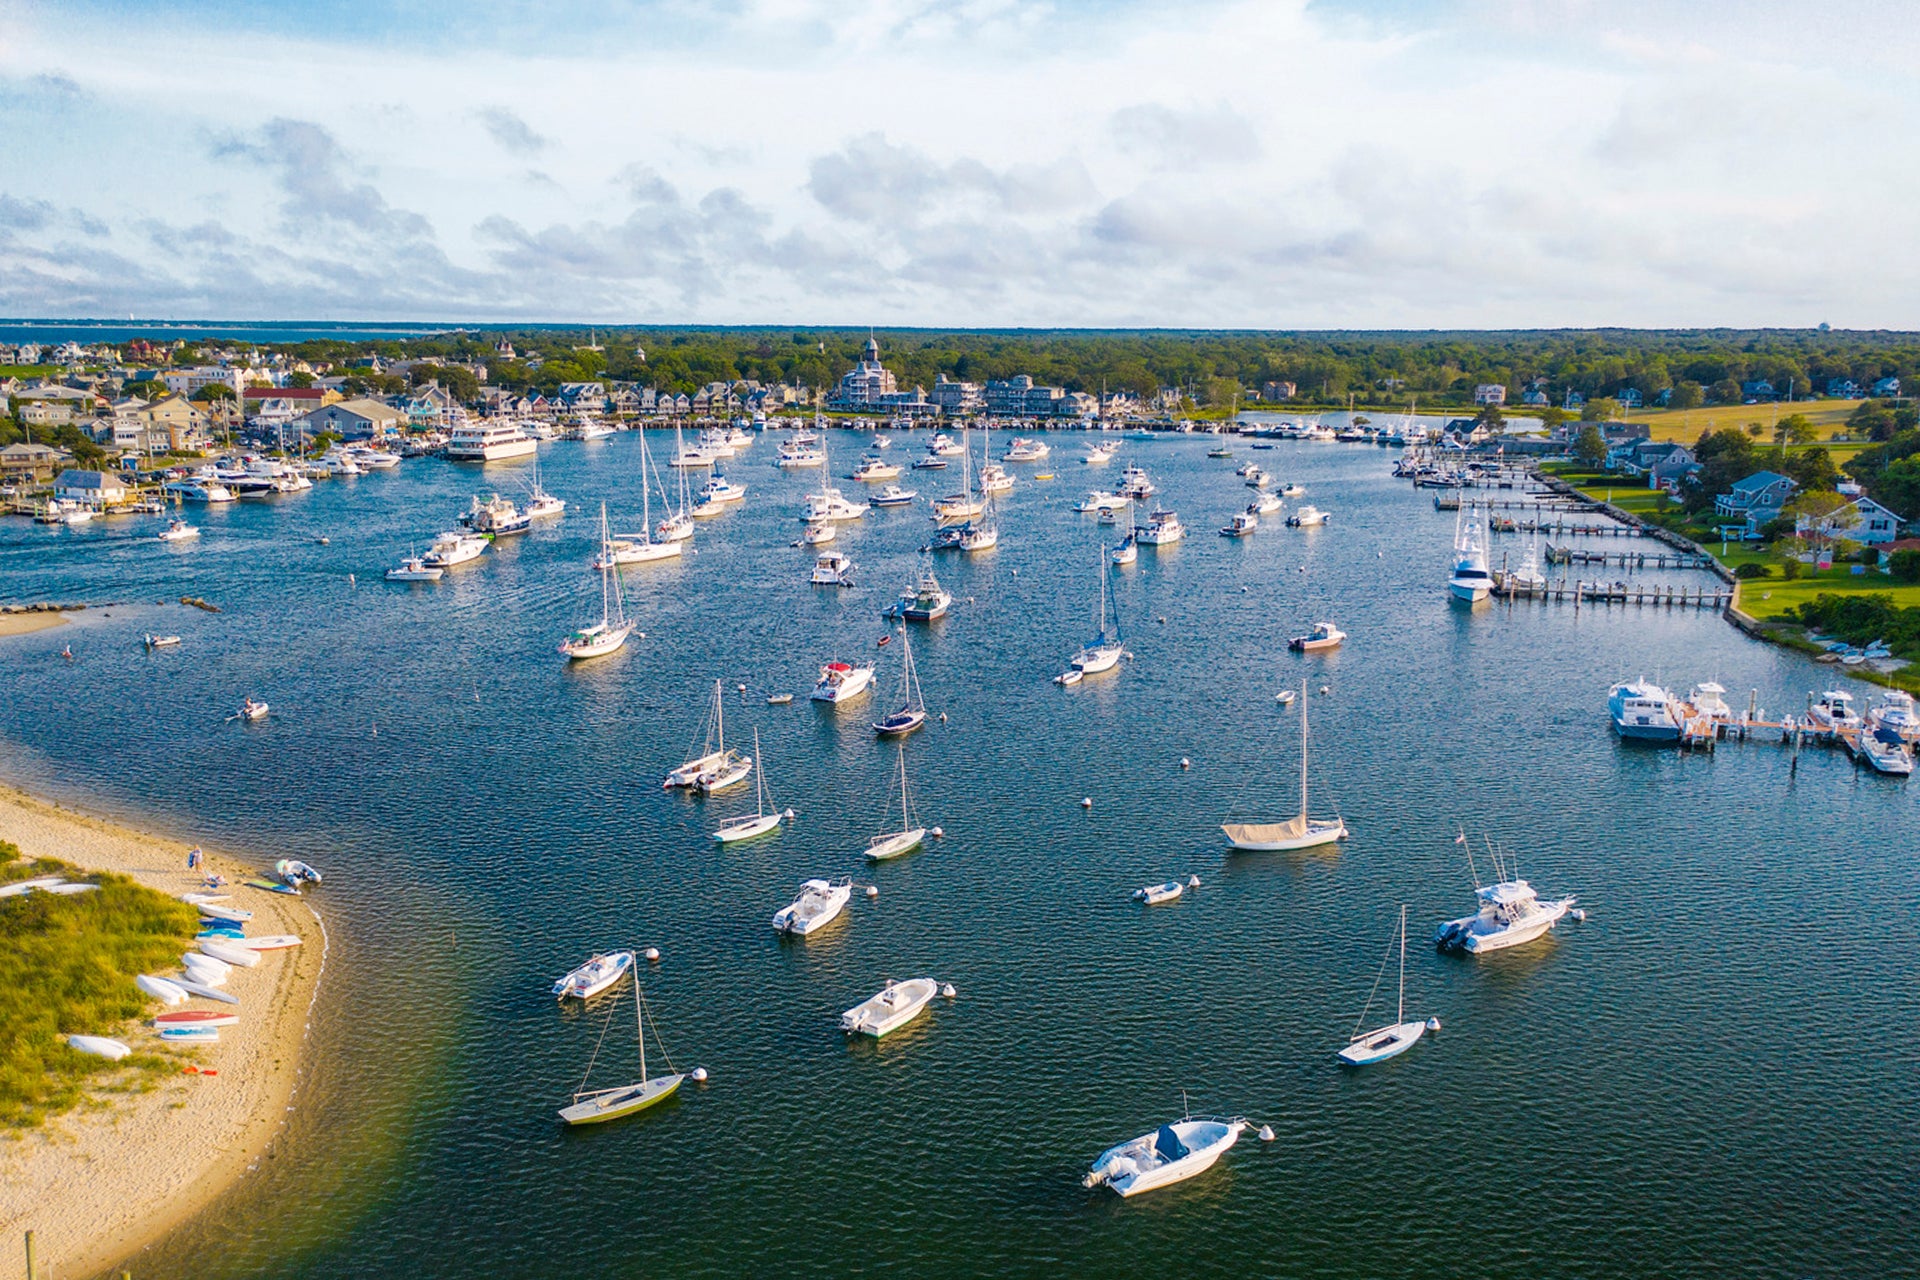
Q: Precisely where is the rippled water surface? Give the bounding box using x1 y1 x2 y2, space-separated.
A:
2 426 1915 1278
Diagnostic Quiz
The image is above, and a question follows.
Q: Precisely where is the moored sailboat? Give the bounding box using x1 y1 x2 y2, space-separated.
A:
1337 905 1432 1066
1222 679 1347 851
557 981 687 1126
558 505 637 660
864 745 927 860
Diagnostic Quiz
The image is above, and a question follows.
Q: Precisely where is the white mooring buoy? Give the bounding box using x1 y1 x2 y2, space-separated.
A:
691 1066 709 1083
1081 797 1092 809
1425 1017 1442 1032
940 983 957 998
930 826 945 838
1179 757 1190 770
644 947 661 963
865 885 879 898
1258 1125 1276 1143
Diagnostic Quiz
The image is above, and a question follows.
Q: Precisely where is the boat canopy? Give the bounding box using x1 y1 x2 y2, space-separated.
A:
1478 879 1535 906
1219 816 1309 843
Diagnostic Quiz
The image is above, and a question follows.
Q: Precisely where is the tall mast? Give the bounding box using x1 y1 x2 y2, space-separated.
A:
752 728 766 817
598 503 613 625
1397 904 1406 1024
715 678 725 753
1299 677 1310 821
635 982 647 1080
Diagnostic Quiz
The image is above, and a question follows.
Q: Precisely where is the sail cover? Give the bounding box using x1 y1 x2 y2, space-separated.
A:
1220 816 1310 843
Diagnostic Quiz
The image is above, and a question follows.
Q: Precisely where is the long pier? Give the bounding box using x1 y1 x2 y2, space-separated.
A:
1432 494 1583 512
1544 543 1715 570
1491 573 1733 610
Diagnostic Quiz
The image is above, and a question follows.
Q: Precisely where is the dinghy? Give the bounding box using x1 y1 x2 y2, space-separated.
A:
274 859 322 886
1083 1115 1248 1197
230 934 302 951
172 976 240 1004
552 950 635 1000
136 974 189 1004
154 1010 239 1029
1134 881 1183 904
160 1026 220 1043
68 1035 132 1060
771 878 853 935
558 983 686 1126
1336 905 1429 1067
200 939 262 968
840 977 939 1037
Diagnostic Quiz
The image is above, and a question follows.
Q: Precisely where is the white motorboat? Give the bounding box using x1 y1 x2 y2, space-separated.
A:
165 478 235 503
869 484 918 508
1435 835 1576 953
1250 491 1283 515
840 977 939 1037
1448 507 1493 602
1279 482 1304 497
558 983 685 1126
1243 466 1272 489
700 475 748 503
1686 681 1735 724
1337 905 1430 1066
1134 880 1183 904
811 550 855 586
887 560 952 622
558 505 637 660
1868 690 1920 742
1135 509 1184 545
462 493 531 537
1608 679 1682 741
713 729 785 841
804 487 867 522
976 463 1013 494
772 878 852 935
1084 440 1118 464
1807 689 1864 733
552 950 636 1000
1083 1116 1248 1197
423 530 490 569
1004 437 1050 462
143 633 181 649
1220 512 1258 537
864 745 926 860
1075 491 1126 513
156 519 200 542
1506 536 1547 592
928 432 965 457
1288 622 1344 652
851 456 901 481
1286 505 1329 527
778 442 826 467
385 555 443 582
523 467 566 520
693 747 754 794
1223 679 1347 851
1858 725 1915 776
812 661 875 703
1117 464 1155 501
666 680 737 788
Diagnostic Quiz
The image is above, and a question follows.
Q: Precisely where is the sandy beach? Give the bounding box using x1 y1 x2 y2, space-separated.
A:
0 612 70 638
0 785 326 1279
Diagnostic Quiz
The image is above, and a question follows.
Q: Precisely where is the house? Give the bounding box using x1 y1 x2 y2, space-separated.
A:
19 399 76 427
1473 384 1506 406
826 337 900 411
0 442 70 482
1714 470 1798 536
1801 496 1904 546
1613 440 1696 485
133 396 213 451
1877 537 1920 567
54 468 132 507
1827 378 1863 399
1520 389 1550 407
1615 388 1644 409
1260 381 1296 402
1740 379 1776 400
292 397 406 440
932 375 984 416
557 382 607 413
1871 376 1902 397
1562 389 1586 410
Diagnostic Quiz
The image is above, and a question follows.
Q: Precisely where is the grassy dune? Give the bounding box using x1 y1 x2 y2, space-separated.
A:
0 848 199 1128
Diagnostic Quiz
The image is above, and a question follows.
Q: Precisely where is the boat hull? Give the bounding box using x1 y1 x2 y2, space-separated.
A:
1221 819 1347 852
558 1074 684 1126
865 828 926 861
714 813 782 843
1337 1021 1426 1066
840 977 938 1036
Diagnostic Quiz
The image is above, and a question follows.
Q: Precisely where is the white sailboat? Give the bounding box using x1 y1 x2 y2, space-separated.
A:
655 426 697 543
713 729 785 841
557 982 686 1126
1337 905 1431 1066
558 505 637 660
872 629 929 736
665 680 736 788
1221 679 1347 851
864 745 927 860
1060 547 1123 682
598 431 682 565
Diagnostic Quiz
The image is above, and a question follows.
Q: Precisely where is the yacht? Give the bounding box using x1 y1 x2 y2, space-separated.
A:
1285 506 1328 527
911 455 949 471
165 477 235 503
700 474 747 503
1867 690 1920 742
1083 1116 1248 1198
1436 845 1576 953
872 629 928 736
887 561 952 622
927 432 965 457
523 485 566 521
1607 679 1683 741
1249 492 1283 515
811 661 875 703
1337 906 1430 1067
345 445 402 469
1136 508 1185 545
1807 689 1864 733
850 456 901 481
1084 440 1118 464
810 550 855 586
446 421 538 461
977 462 1014 494
771 879 852 936
156 519 200 542
696 427 737 458
670 440 721 468
1288 622 1345 652
423 530 489 568
385 555 443 582
933 492 985 521
804 487 866 522
1117 464 1156 501
958 515 999 552
655 511 695 543
1447 508 1493 602
777 441 826 467
713 729 784 841
573 417 617 441
1074 491 1127 513
461 493 531 537
1004 437 1050 462
869 484 918 508
1220 511 1258 537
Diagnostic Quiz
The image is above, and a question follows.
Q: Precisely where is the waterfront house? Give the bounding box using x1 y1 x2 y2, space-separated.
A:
54 468 131 508
1520 388 1550 407
1797 496 1903 546
1260 380 1297 402
0 442 69 483
827 337 900 411
1714 470 1798 536
933 375 984 416
292 397 406 441
1473 384 1507 406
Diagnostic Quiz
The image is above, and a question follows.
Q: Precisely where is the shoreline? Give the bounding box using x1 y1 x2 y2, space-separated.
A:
0 783 328 1280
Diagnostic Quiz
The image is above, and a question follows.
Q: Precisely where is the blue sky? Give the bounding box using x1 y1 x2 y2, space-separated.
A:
2 0 1917 326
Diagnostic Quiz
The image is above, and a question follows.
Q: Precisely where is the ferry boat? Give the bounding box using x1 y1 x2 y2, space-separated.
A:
1607 679 1683 741
446 422 538 461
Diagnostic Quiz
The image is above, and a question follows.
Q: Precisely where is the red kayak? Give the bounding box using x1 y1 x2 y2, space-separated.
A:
153 1010 240 1028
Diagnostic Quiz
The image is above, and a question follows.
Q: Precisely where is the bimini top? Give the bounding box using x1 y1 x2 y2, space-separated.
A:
1477 879 1536 907
824 662 852 673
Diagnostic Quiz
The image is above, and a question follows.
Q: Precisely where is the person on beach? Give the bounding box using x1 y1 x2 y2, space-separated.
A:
187 846 202 871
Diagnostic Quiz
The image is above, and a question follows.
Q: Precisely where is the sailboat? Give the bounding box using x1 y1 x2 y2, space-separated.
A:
932 425 985 525
864 745 927 860
713 729 784 841
655 426 697 543
524 456 566 520
1059 547 1123 683
557 982 687 1126
1336 905 1431 1066
558 505 637 660
664 680 736 787
872 628 928 736
597 431 681 565
1221 679 1348 850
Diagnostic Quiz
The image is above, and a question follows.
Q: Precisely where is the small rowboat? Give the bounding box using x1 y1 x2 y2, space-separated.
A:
136 974 189 1004
154 1010 239 1028
200 940 261 968
68 1035 131 1060
1134 881 1183 905
172 977 240 1005
195 902 252 923
230 934 302 951
767 693 794 705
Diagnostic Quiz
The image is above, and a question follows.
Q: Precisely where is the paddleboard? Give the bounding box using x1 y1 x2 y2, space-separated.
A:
69 1035 131 1060
136 974 189 1004
197 903 252 923
231 935 302 951
0 877 64 898
181 893 231 904
196 928 245 940
171 976 240 1005
159 1026 220 1043
200 940 261 968
245 878 299 895
154 1010 239 1028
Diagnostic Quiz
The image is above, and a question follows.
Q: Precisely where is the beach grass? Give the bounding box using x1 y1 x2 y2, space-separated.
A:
0 847 199 1128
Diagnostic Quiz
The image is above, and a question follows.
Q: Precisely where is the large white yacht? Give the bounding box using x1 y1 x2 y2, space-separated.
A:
804 487 866 522
1608 679 1682 741
446 421 538 461
1447 508 1493 602
1136 508 1185 545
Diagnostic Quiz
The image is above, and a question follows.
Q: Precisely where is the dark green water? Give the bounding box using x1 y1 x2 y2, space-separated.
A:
1 428 1913 1278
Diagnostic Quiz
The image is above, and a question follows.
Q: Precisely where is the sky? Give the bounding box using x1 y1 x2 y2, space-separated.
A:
1 0 1917 328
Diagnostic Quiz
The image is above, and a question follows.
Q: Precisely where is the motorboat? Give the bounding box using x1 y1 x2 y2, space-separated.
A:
524 477 567 520
1807 689 1864 733
1117 464 1155 501
1608 679 1682 741
1208 446 1233 459
777 442 826 467
700 475 748 503
911 456 949 470
771 878 851 935
386 555 443 582
864 745 926 859
851 456 901 481
811 550 855 586
933 493 985 521
1220 512 1258 537
275 859 322 886
1337 906 1430 1066
446 421 537 461
1243 466 1271 489
693 745 754 794
804 487 867 522
1859 726 1914 776
461 493 531 537
1085 440 1119 464
1286 505 1328 527
872 629 928 736
234 697 269 722
1436 872 1576 954
1004 437 1050 462
1506 538 1547 592
696 427 737 458
557 984 684 1126
1447 507 1493 602
802 521 836 545
1686 682 1735 725
143 634 181 649
558 505 637 660
1134 881 1183 904
156 519 200 542
423 530 490 568
665 680 737 787
1250 492 1283 516
928 432 965 456
164 478 236 503
1279 482 1304 497
976 463 1014 494
887 562 952 622
1075 491 1127 513
1223 680 1347 851
1137 509 1185 545
869 485 918 508
713 730 784 841
840 977 939 1037
552 950 635 1000
1288 622 1345 652
1868 690 1920 742
1083 1116 1247 1197
670 441 721 469
812 661 875 703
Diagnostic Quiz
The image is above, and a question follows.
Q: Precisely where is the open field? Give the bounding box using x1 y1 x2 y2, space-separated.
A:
1622 401 1858 444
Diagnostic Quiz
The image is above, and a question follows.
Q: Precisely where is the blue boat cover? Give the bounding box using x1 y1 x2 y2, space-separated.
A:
1154 1125 1189 1163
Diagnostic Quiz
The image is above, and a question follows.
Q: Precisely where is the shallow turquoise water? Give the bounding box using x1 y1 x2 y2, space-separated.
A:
2 428 1914 1279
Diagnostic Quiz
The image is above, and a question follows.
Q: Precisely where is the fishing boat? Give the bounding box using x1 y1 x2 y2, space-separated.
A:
1447 506 1493 602
1435 833 1576 952
1222 679 1347 851
869 484 918 508
1285 505 1328 527
804 487 866 521
385 555 443 582
461 493 532 536
1288 622 1345 651
665 680 737 787
156 518 200 542
812 661 875 703
771 878 851 935
1279 482 1304 497
872 630 929 736
840 977 939 1037
1243 465 1271 489
1607 679 1682 741
1337 906 1431 1066
1061 548 1124 681
557 982 686 1126
864 745 926 860
1082 1114 1248 1197
1250 491 1283 516
886 561 952 621
559 506 638 660
810 550 855 586
713 730 785 841
851 456 901 481
1134 881 1183 904
1807 689 1864 733
803 522 836 545
1220 511 1258 537
552 950 636 1000
423 529 490 569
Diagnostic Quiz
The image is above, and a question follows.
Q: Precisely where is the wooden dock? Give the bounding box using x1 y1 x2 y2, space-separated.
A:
1544 543 1715 570
1490 573 1733 610
1432 494 1583 512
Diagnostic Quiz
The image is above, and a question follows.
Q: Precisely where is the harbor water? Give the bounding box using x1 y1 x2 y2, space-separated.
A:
1 429 1913 1277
